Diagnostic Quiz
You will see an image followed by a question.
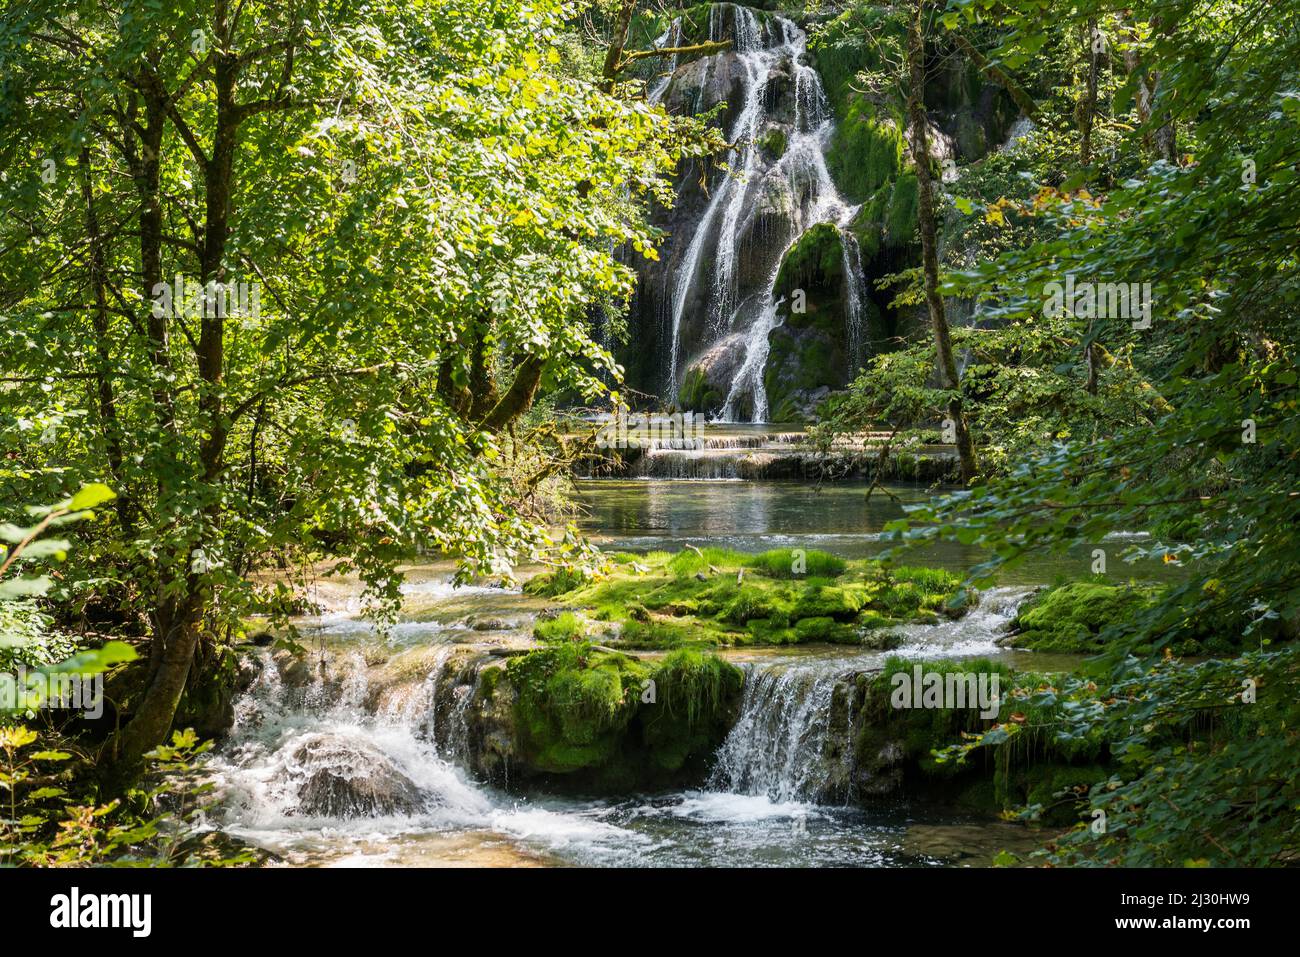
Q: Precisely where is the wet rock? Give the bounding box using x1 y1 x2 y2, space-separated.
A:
662 52 747 130
235 654 264 693
467 616 513 632
677 333 749 413
860 629 903 651
288 734 424 818
273 649 314 689
175 829 281 866
903 822 1046 866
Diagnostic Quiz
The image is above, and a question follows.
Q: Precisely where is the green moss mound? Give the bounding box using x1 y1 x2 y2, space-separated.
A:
1011 580 1267 656
524 549 963 649
676 365 723 411
773 221 844 299
503 640 742 784
1012 581 1154 653
533 611 586 643
828 97 907 204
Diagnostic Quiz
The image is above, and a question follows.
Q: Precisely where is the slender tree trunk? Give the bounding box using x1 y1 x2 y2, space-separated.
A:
601 0 639 90
1079 18 1099 167
1085 322 1100 395
907 2 976 484
480 354 545 431
1080 23 1101 394
115 2 240 769
1123 18 1176 163
79 146 135 535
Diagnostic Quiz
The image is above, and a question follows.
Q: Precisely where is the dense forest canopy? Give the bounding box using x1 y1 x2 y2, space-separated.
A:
1 0 1297 870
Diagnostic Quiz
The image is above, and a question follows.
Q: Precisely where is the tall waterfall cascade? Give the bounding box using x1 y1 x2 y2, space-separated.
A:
655 5 869 422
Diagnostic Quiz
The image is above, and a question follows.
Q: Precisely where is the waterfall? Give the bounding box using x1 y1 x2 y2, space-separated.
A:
708 663 848 802
841 229 867 371
666 7 774 397
647 18 683 105
661 6 864 420
706 587 1036 804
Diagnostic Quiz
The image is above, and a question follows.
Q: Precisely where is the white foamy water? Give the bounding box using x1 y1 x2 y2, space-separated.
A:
889 586 1033 658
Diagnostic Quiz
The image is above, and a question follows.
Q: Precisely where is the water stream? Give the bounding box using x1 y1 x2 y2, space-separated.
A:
207 476 1166 867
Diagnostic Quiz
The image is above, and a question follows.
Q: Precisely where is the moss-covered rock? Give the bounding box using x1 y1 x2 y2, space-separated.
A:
483 641 743 788
828 96 907 204
523 548 964 650
1009 580 1270 656
757 126 788 160
841 658 1108 819
676 364 723 412
763 222 882 421
1009 581 1157 653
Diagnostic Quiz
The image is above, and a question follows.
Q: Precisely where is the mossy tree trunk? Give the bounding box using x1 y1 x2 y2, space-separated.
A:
1079 18 1100 167
906 2 977 484
601 0 639 90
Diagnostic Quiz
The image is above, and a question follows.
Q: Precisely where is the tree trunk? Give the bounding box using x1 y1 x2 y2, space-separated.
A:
79 146 135 535
1123 18 1176 163
1079 18 1099 167
480 354 545 431
114 1 240 769
1085 330 1100 395
112 597 201 767
907 2 976 484
601 0 639 90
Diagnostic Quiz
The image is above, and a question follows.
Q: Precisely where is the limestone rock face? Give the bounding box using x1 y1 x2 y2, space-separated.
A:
661 52 747 130
677 332 749 413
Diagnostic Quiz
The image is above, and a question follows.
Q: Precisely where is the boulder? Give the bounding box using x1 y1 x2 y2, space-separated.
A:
288 733 424 818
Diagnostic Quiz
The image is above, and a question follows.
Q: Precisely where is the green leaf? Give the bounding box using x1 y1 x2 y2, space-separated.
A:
68 484 116 510
0 577 52 599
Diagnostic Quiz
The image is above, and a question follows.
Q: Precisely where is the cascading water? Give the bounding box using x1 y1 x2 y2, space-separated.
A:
704 587 1033 804
841 230 867 371
205 526 1040 864
667 6 773 395
663 6 866 420
647 19 684 105
709 663 845 802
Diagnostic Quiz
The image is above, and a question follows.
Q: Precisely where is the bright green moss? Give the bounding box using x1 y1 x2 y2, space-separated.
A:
794 616 860 643
524 550 965 649
750 548 847 578
883 172 919 247
503 640 742 780
1011 581 1157 653
828 96 906 204
676 365 723 412
773 222 844 298
533 611 586 643
506 642 649 773
792 583 864 620
758 126 787 159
